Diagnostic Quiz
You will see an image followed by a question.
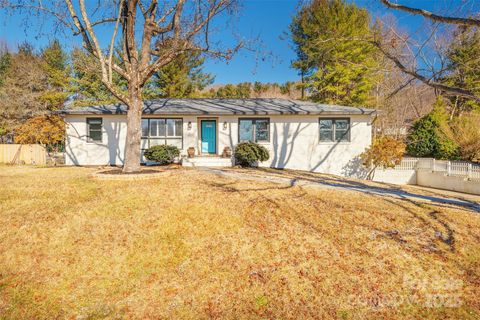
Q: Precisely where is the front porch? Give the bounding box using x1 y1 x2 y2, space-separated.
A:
182 156 234 168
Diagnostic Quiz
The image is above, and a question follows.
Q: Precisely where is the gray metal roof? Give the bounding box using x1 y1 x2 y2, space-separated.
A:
59 98 377 116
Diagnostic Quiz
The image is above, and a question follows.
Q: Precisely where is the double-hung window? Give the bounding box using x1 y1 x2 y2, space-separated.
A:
141 118 183 150
319 118 350 142
238 118 270 142
86 118 103 142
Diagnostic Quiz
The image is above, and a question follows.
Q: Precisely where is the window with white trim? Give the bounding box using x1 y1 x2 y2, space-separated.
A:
86 118 102 142
319 118 350 142
238 118 270 142
141 118 183 150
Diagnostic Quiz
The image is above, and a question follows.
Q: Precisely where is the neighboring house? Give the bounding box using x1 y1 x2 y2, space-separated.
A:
60 98 377 177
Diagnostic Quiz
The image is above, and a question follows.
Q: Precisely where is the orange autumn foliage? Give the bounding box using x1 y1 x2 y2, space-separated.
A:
15 115 64 145
361 136 406 179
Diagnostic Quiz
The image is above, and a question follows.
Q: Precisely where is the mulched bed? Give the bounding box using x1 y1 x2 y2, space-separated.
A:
92 164 182 180
99 169 163 175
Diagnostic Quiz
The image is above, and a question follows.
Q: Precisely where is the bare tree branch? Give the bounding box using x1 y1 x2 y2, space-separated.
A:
108 0 124 83
140 0 235 84
156 5 176 27
380 0 480 27
373 40 480 102
122 0 140 72
73 18 117 35
139 0 158 74
4 3 74 30
309 32 480 101
76 0 129 103
386 77 415 100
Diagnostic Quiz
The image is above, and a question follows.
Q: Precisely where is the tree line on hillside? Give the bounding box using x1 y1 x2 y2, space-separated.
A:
208 81 301 99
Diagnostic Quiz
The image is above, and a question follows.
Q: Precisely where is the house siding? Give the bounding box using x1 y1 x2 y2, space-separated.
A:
65 114 372 177
65 115 127 166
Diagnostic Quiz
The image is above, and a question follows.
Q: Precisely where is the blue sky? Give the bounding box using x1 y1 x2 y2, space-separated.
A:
0 0 478 84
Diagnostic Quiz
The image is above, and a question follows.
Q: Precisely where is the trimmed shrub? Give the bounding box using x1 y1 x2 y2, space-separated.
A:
144 145 180 165
360 136 406 179
234 141 269 167
407 97 460 160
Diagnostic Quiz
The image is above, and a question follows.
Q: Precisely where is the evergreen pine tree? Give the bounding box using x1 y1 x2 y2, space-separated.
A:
71 48 120 106
290 0 379 106
0 46 11 88
71 49 213 103
443 26 480 114
153 52 214 98
40 40 70 110
215 84 239 98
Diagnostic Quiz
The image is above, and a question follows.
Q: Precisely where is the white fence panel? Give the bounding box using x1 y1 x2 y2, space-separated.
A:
450 161 469 177
397 157 480 181
394 158 418 170
381 157 480 193
398 157 434 170
470 164 480 181
417 158 432 170
433 160 448 172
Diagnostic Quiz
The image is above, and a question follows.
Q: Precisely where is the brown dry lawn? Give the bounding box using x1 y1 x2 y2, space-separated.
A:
0 166 479 319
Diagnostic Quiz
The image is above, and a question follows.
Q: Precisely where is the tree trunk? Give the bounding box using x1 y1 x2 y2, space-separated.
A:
301 70 305 100
123 89 143 173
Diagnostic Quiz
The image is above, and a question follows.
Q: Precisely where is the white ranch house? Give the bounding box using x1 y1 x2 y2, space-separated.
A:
61 98 377 176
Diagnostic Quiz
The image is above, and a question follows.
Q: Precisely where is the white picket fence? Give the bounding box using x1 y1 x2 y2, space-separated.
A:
393 157 418 170
394 157 480 181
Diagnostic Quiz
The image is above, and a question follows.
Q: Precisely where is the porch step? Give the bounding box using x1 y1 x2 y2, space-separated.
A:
182 156 234 168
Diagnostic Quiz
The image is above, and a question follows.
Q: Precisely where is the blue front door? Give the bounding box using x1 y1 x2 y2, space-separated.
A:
201 120 216 154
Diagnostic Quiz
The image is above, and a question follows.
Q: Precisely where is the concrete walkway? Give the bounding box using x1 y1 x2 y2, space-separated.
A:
197 167 480 213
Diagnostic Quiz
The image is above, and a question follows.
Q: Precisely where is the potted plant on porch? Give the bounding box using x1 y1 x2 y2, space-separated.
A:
187 147 195 158
222 146 232 158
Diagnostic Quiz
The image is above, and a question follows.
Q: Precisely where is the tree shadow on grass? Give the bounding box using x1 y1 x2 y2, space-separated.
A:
203 167 480 290
362 194 480 291
366 195 456 253
198 167 477 257
224 168 480 213
206 179 297 194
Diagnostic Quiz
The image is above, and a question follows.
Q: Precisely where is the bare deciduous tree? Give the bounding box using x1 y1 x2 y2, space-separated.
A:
353 18 435 137
1 0 242 172
378 0 480 102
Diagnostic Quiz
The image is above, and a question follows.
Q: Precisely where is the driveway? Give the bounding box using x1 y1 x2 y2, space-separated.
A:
197 167 480 213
